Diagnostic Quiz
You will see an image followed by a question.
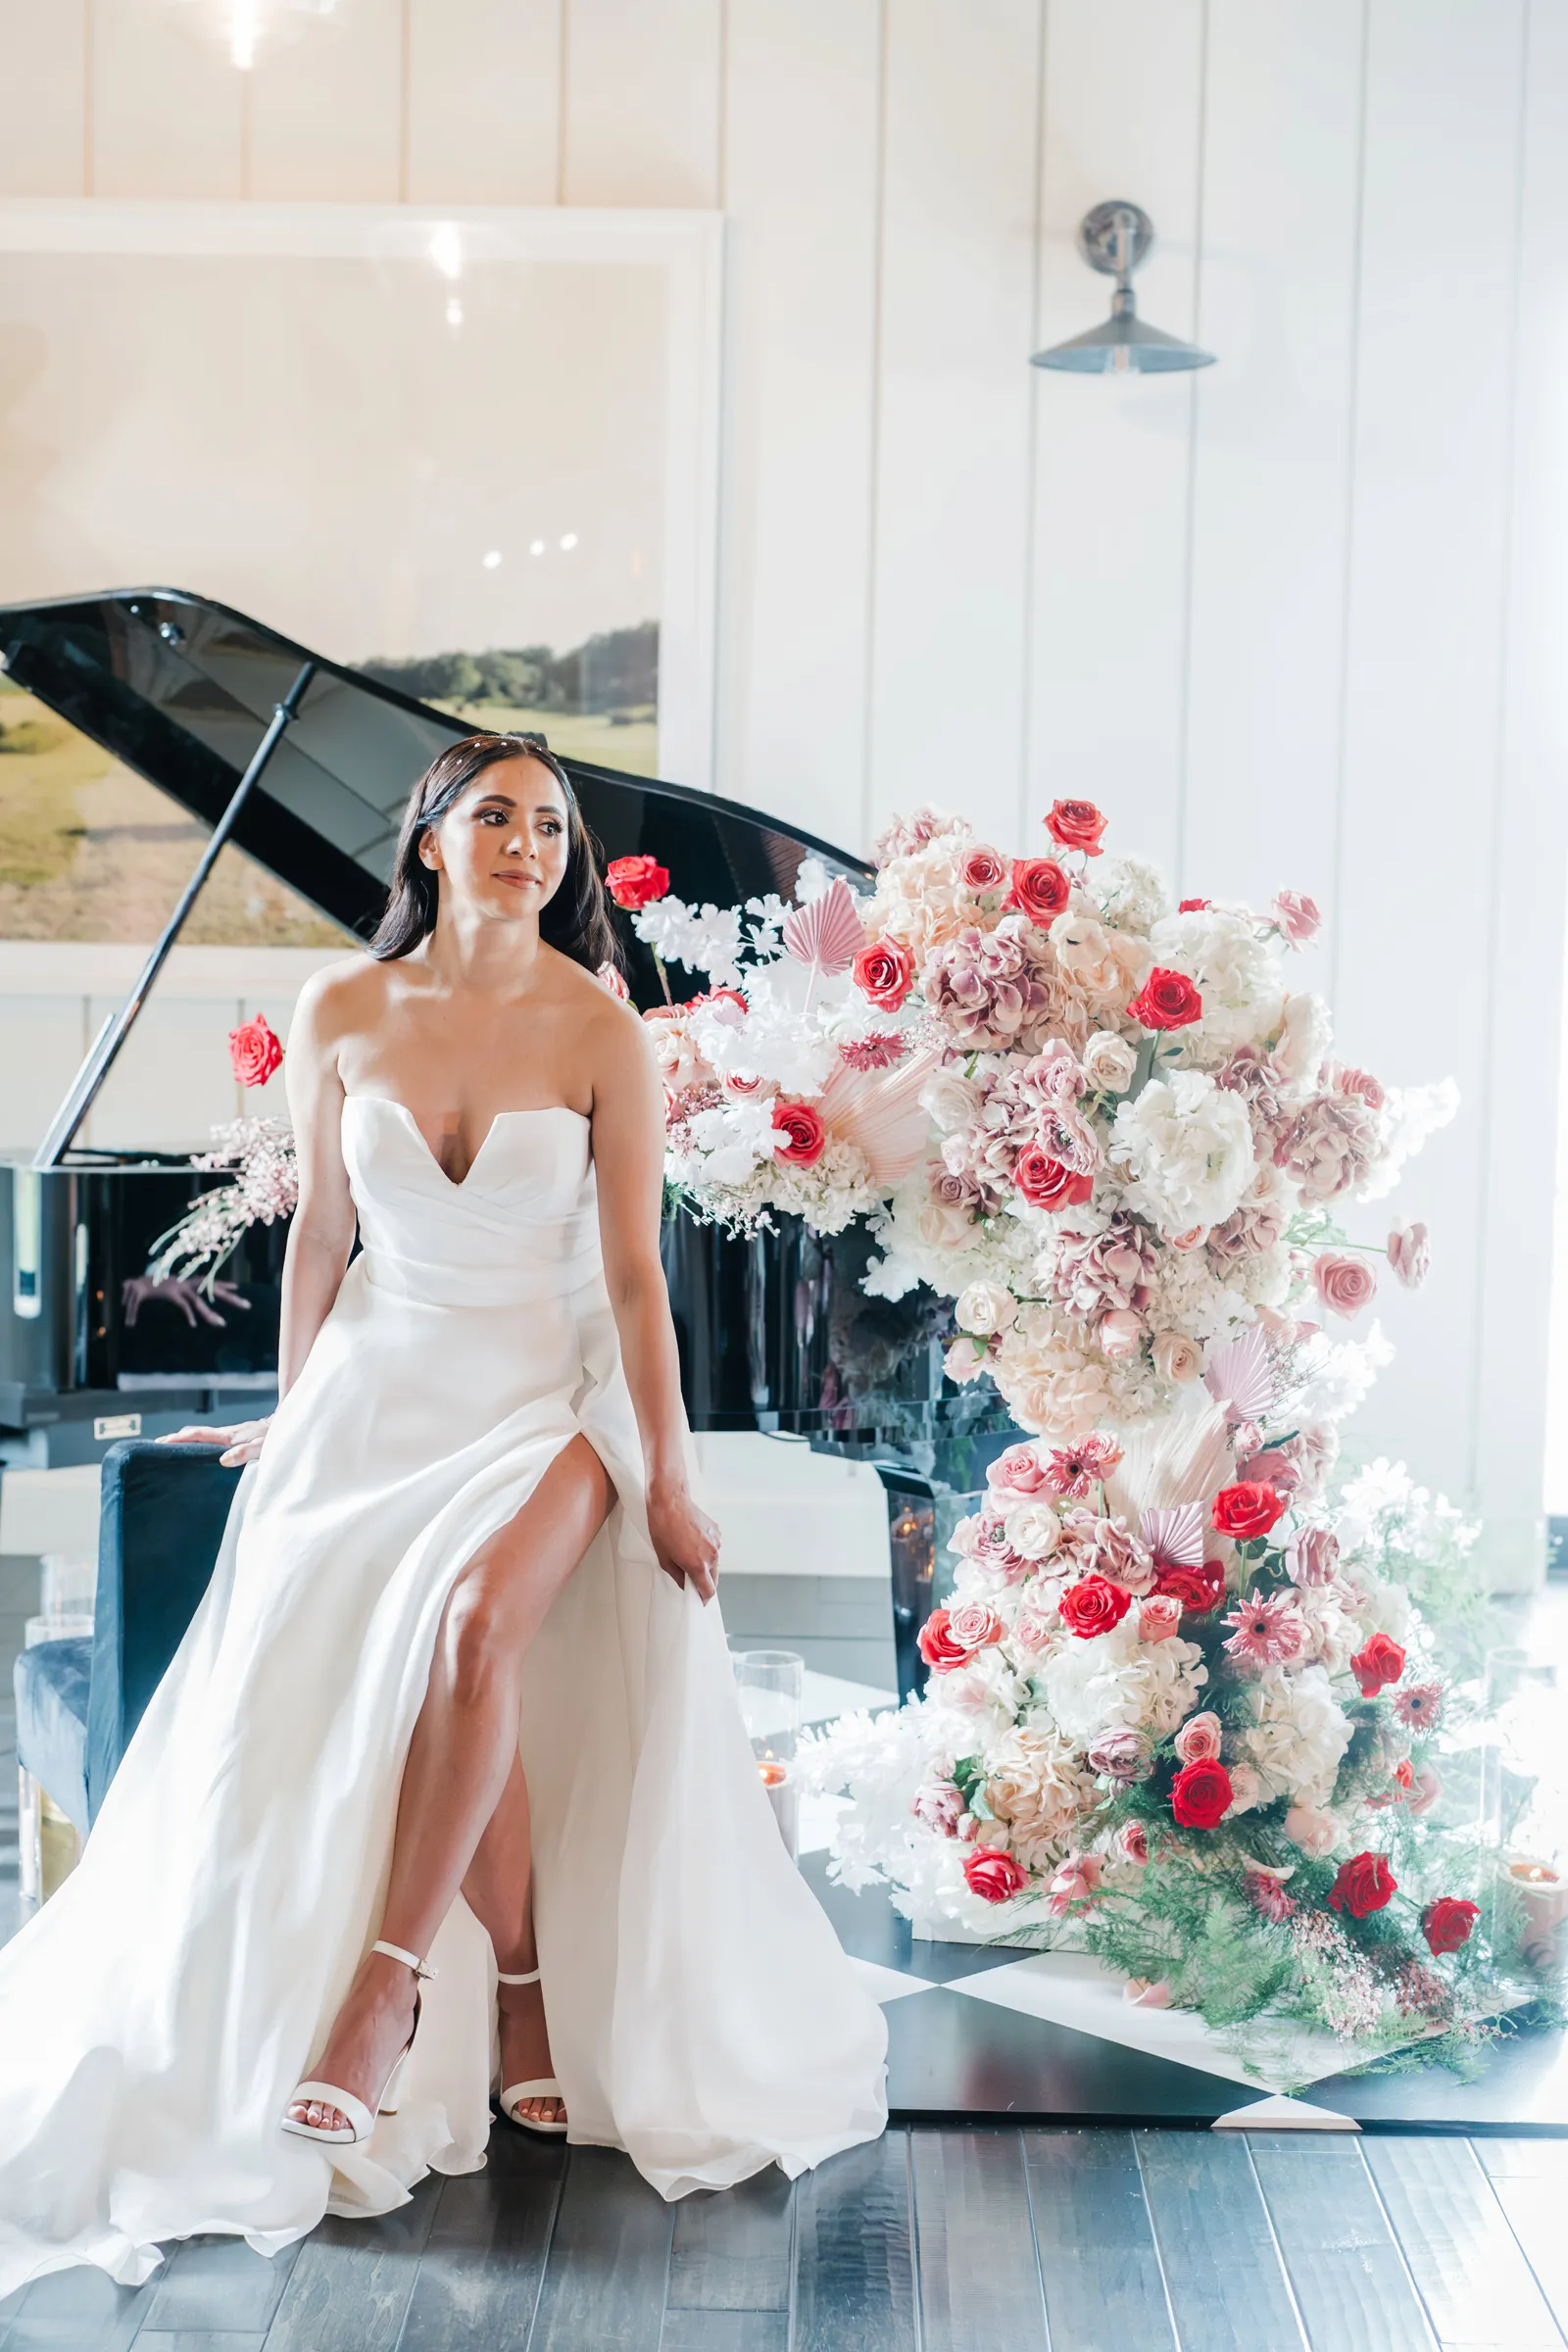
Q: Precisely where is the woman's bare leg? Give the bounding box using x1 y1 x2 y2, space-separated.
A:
287 1436 611 2132
460 1756 561 2124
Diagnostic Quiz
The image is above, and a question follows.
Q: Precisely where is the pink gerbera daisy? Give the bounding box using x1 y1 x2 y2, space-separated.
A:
1395 1681 1444 1732
1222 1590 1308 1670
839 1032 906 1071
1043 1434 1124 1499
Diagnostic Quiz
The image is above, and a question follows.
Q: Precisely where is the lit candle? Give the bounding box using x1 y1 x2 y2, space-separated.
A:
1507 1855 1568 1968
757 1759 788 1788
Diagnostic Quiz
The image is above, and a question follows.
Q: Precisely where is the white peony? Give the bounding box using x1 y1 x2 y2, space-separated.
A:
1110 1068 1254 1233
1236 1664 1351 1807
1039 1618 1207 1744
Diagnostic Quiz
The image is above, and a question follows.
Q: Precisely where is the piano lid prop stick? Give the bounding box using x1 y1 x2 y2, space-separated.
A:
32 658 318 1170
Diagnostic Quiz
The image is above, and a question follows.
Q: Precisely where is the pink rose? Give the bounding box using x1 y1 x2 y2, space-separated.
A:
963 1846 1028 1904
1284 1526 1341 1587
1387 1221 1430 1290
227 1012 283 1088
1174 1711 1223 1765
947 1601 1004 1653
1098 1307 1145 1361
1283 1804 1338 1858
1406 1765 1442 1818
1086 1728 1152 1783
1047 1853 1102 1916
1313 1251 1377 1319
1151 1331 1202 1384
1124 1977 1171 2007
1113 1820 1150 1867
1166 1226 1208 1252
1332 1062 1386 1111
1236 1446 1302 1497
960 846 1008 894
1138 1595 1183 1642
986 1442 1051 1497
1271 891 1322 946
1011 1603 1056 1652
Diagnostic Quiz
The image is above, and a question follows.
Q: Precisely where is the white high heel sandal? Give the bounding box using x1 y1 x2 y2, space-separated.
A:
496 1968 568 2136
281 1939 437 2147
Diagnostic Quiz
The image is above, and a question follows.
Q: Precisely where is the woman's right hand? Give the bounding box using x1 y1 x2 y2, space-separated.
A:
159 1417 272 1466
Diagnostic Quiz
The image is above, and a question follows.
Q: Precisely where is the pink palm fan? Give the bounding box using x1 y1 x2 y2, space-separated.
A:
1202 1324 1277 1432
782 878 865 1015
1100 1399 1236 1526
816 1045 941 1187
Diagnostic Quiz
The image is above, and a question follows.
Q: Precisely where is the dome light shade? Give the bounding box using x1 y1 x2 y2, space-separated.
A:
1031 201 1214 377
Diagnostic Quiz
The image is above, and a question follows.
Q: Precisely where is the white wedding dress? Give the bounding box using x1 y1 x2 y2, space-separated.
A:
0 1099 888 2296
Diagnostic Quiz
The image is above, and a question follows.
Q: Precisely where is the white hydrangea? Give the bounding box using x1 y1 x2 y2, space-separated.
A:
1110 1068 1254 1233
1287 1325 1396 1425
1096 856 1171 935
1236 1664 1352 1807
1359 1078 1460 1201
1038 1618 1207 1744
1149 905 1286 1061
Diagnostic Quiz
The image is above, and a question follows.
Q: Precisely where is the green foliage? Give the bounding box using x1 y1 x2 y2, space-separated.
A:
356 622 659 717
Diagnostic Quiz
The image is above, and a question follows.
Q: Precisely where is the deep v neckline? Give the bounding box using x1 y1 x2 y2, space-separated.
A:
351 1097 588 1191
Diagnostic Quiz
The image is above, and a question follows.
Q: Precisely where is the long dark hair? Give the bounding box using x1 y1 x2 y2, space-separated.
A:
369 732 621 973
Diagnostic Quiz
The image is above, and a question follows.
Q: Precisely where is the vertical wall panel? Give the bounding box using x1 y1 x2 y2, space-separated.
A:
1181 0 1363 956
563 0 721 207
866 0 1041 855
249 0 403 200
714 0 881 839
406 0 561 205
1023 0 1205 878
0 2 86 195
91 0 245 197
1333 0 1527 1525
1482 0 1568 1556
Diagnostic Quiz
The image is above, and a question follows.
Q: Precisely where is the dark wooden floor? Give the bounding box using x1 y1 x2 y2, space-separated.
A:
3 2125 1567 2351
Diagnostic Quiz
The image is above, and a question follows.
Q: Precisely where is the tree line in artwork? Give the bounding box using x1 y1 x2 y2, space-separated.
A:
356 621 658 716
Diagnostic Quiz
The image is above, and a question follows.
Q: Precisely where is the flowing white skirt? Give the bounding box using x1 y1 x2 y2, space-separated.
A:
0 1245 888 2295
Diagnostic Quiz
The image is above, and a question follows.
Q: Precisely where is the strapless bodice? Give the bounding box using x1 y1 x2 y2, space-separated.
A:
341 1097 601 1305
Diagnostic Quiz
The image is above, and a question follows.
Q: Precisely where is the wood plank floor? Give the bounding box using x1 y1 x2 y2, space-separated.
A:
3 2129 1566 2352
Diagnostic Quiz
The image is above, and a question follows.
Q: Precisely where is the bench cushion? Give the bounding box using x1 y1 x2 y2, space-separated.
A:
14 1637 92 1837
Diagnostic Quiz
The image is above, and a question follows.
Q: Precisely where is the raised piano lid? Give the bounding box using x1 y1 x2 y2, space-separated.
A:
0 586 871 1000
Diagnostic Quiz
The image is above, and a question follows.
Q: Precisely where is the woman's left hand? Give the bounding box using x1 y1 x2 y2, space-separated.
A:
647 1484 720 1605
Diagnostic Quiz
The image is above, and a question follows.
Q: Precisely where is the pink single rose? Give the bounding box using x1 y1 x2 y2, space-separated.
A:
1236 1446 1302 1498
228 1012 283 1088
1086 1728 1152 1783
1283 1804 1338 1858
1123 1977 1172 2007
960 846 1008 894
1387 1221 1431 1290
1047 1853 1102 1917
1333 1062 1387 1110
911 1781 965 1836
1113 1820 1150 1868
986 1442 1051 1497
1284 1526 1341 1587
1174 1711 1223 1765
1313 1251 1377 1319
963 1846 1028 1904
1271 891 1322 946
1138 1595 1183 1642
947 1600 1004 1652
1097 1307 1145 1360
1406 1764 1442 1818
1166 1226 1208 1252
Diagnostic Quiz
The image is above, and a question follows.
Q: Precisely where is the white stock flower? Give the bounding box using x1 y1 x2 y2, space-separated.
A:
1110 1069 1254 1233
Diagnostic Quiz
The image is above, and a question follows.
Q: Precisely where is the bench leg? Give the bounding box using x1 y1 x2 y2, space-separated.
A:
17 1765 82 1915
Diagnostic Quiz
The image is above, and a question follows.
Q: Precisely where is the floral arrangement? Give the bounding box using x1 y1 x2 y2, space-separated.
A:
761 797 1557 2068
609 852 939 1236
144 1015 296 1289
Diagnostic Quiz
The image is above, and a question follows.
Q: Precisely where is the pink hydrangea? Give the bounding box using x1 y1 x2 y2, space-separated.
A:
1272 1093 1381 1203
1050 1214 1160 1326
1059 1508 1155 1595
922 921 1054 1049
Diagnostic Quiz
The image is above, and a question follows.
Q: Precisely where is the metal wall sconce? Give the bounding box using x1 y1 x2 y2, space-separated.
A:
1031 201 1214 375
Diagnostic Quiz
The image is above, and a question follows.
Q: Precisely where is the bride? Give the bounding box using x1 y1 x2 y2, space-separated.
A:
0 732 887 2296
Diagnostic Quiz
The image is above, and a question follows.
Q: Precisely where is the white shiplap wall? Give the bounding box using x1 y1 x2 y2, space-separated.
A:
2 0 1566 1576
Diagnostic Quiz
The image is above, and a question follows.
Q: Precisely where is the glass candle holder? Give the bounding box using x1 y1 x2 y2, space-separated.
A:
731 1648 804 1858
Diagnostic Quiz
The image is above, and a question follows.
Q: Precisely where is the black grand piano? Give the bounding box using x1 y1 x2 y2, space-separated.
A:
0 590 1009 1687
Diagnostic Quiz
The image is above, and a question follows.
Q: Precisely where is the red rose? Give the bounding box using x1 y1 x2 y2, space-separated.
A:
852 936 915 1010
1171 1759 1233 1830
1057 1575 1132 1640
1014 1147 1094 1212
1155 1557 1226 1615
1178 898 1210 912
916 1607 966 1672
228 1013 283 1088
771 1101 826 1165
605 854 670 909
1211 1482 1287 1543
1004 858 1071 924
960 847 1007 893
1421 1895 1479 1957
963 1846 1028 1904
1350 1632 1406 1697
1127 968 1203 1031
1045 799 1107 858
1328 1850 1396 1920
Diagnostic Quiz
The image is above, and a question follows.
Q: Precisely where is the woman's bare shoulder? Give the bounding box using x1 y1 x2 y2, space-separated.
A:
295 953 399 1033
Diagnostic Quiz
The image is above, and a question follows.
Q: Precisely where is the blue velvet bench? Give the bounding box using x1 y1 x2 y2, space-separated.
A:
14 1442 242 1861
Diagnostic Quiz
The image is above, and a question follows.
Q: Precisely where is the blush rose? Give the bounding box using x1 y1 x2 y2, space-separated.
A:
1313 1252 1378 1319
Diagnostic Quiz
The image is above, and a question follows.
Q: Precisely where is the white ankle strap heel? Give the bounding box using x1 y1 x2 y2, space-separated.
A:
281 1938 434 2146
495 1965 567 2136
